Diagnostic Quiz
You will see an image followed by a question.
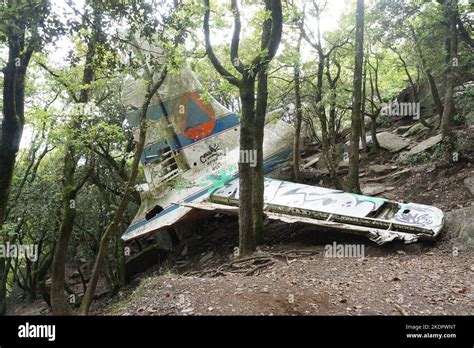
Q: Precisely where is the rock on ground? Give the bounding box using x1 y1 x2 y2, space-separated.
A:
361 185 387 196
372 132 411 152
407 134 442 156
444 206 474 249
368 164 396 175
463 175 474 196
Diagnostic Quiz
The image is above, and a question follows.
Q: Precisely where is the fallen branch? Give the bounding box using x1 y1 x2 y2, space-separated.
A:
245 260 275 276
394 304 408 316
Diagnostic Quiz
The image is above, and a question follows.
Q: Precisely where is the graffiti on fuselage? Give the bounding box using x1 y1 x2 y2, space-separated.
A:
212 177 444 231
212 178 385 219
200 143 225 170
390 204 443 229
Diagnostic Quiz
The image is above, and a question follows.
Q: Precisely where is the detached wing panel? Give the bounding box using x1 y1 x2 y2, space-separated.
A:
206 177 444 245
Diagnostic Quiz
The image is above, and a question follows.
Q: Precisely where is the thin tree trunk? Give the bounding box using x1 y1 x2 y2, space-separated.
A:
325 54 343 189
78 68 167 315
370 113 380 150
50 152 77 315
360 56 367 151
253 75 266 246
410 26 444 120
427 72 444 120
293 31 303 183
50 0 103 314
347 0 364 194
368 69 380 152
252 8 274 245
441 0 458 139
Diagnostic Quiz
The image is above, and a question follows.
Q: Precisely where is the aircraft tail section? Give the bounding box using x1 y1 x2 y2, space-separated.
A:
121 45 294 241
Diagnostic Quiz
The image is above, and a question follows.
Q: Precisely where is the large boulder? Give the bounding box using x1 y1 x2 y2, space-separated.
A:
407 134 442 156
372 132 411 152
347 131 410 152
444 206 474 249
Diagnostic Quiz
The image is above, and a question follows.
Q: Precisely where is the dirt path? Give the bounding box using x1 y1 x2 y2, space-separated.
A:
101 236 473 316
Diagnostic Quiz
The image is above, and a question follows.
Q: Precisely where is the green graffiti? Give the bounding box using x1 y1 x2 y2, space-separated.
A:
354 194 385 205
197 166 237 194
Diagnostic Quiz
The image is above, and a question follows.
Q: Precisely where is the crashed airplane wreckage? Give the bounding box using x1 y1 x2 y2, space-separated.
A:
121 45 444 246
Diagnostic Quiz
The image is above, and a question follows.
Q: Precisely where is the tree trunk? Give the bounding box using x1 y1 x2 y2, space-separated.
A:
440 0 458 139
50 151 77 315
31 249 53 303
347 0 364 194
370 114 380 150
238 81 256 256
293 32 303 183
78 68 167 315
325 54 343 189
427 72 444 120
50 1 103 314
367 69 380 152
253 73 267 246
411 26 444 120
252 10 274 245
360 58 367 151
0 37 30 314
203 0 282 255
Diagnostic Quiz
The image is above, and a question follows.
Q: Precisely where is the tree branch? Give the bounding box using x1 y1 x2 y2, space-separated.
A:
203 0 240 86
37 62 80 103
256 0 283 68
230 0 244 73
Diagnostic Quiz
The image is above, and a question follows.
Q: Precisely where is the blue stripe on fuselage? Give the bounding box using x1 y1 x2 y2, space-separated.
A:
123 146 293 238
140 113 240 164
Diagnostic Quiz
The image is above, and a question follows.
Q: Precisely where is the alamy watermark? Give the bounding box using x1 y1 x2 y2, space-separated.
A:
18 322 55 341
239 149 257 168
200 145 257 168
0 243 38 262
381 101 420 120
324 241 365 260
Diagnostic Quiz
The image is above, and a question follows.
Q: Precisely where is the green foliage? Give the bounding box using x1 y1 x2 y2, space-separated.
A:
407 123 425 136
455 85 474 125
401 151 431 165
432 135 466 162
377 113 394 128
0 223 16 239
401 134 467 165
